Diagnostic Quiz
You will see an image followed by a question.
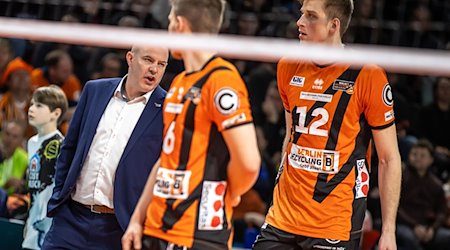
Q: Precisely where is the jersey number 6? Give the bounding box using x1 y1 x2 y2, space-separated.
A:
163 121 176 154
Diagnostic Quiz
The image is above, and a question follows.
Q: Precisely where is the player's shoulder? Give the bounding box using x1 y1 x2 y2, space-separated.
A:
278 57 304 68
208 57 240 74
205 57 243 83
360 64 387 75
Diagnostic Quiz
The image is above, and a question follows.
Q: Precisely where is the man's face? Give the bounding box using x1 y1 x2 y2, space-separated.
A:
126 47 168 94
102 59 121 78
408 147 433 172
9 70 31 100
1 122 24 157
0 44 12 70
51 56 73 84
436 77 450 104
297 0 334 43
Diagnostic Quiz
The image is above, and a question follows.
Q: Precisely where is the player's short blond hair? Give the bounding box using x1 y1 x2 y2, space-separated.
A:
301 0 354 37
170 0 226 34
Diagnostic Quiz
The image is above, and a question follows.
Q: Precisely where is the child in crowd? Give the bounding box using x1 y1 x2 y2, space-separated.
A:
22 85 67 250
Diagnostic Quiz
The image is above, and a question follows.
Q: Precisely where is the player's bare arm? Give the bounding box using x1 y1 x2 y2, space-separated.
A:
122 158 160 250
281 111 293 154
222 123 260 206
372 124 402 250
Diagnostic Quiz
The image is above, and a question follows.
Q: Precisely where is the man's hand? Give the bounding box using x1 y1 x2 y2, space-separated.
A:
377 231 397 250
414 225 427 241
423 227 434 242
6 194 26 213
122 222 144 250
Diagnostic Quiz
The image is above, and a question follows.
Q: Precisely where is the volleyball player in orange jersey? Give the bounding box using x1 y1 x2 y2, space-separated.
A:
253 1 402 250
122 1 261 250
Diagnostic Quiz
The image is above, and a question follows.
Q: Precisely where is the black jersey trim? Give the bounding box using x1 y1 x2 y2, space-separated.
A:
370 121 394 130
222 121 253 131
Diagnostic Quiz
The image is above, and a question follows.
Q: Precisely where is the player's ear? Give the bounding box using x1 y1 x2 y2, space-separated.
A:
177 16 193 33
330 18 340 34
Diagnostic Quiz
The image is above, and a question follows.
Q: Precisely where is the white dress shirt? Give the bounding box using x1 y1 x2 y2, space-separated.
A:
72 76 154 208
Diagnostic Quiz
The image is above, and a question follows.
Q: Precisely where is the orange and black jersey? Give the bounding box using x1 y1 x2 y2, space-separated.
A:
266 59 395 241
144 57 253 248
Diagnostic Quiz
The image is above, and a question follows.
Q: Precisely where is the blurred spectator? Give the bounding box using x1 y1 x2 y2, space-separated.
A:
0 187 27 218
117 15 141 27
233 126 273 247
0 120 28 191
413 77 450 183
246 63 276 118
400 3 443 49
397 139 450 250
86 14 143 82
111 4 160 29
0 58 33 129
31 50 81 107
347 0 378 44
65 0 103 24
232 12 260 36
0 38 15 92
149 0 171 28
259 80 285 163
31 13 91 83
90 52 122 80
389 73 419 161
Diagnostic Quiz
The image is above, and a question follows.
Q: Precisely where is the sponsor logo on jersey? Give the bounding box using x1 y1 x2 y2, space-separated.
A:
325 239 341 244
166 243 187 250
214 88 239 115
290 76 305 87
154 168 191 199
288 145 339 174
222 113 247 129
44 139 60 160
384 110 395 121
165 102 184 114
382 83 394 106
28 154 42 190
184 86 202 104
313 79 324 90
355 159 369 199
177 87 185 101
300 92 333 103
332 79 355 94
198 181 227 230
313 245 345 250
167 87 176 99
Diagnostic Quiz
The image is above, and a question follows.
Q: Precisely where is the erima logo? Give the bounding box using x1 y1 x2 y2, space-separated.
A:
313 79 324 90
290 76 305 87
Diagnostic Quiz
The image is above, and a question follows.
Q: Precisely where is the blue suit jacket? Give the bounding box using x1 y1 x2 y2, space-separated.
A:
0 188 8 218
47 78 166 230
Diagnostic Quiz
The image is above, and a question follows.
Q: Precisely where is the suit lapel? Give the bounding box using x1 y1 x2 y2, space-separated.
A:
82 79 118 161
120 86 165 162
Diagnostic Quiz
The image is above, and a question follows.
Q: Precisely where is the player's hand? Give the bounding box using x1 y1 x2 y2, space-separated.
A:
377 231 397 250
122 222 143 250
230 195 241 207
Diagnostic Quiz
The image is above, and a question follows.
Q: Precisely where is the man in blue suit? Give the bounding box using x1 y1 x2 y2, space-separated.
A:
42 46 169 250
